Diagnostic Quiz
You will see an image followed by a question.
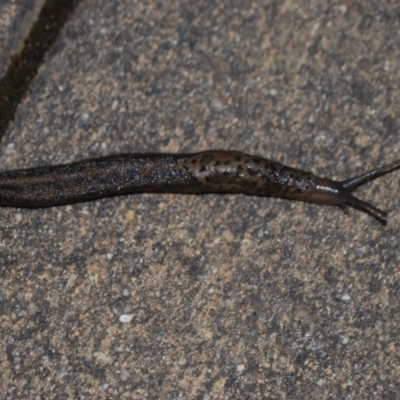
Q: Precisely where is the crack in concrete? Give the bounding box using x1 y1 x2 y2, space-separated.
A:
0 0 83 138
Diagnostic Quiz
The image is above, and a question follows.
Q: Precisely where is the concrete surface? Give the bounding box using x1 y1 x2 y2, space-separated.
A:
1 0 400 398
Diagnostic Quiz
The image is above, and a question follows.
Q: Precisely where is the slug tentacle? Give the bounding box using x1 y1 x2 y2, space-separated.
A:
340 159 400 190
0 150 398 223
341 194 388 221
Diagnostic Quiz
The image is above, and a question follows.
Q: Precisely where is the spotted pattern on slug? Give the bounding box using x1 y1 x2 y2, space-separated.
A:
186 151 316 199
186 151 265 193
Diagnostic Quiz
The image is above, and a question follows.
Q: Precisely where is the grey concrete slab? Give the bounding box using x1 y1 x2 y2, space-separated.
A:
1 0 400 398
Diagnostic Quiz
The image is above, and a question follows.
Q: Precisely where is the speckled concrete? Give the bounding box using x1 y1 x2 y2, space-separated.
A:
1 1 400 398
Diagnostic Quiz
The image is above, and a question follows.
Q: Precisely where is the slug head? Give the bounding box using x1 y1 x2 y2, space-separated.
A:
307 158 400 223
308 177 387 223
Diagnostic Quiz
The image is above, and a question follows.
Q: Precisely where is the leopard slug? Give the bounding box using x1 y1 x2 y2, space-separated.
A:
0 150 399 222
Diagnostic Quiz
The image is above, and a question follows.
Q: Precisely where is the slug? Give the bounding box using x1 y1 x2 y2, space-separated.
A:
0 150 399 222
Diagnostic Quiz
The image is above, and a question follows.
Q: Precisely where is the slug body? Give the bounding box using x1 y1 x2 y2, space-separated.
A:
0 150 399 222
